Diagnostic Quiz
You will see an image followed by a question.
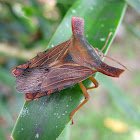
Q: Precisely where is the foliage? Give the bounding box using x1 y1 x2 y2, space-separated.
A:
0 0 140 139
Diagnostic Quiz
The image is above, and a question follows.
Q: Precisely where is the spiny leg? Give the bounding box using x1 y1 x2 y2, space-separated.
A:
70 82 90 124
86 76 99 90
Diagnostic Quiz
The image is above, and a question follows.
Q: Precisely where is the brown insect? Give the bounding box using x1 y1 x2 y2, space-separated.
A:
12 17 128 124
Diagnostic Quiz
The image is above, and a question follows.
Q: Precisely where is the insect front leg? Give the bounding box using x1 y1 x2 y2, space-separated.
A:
70 82 90 124
86 76 99 90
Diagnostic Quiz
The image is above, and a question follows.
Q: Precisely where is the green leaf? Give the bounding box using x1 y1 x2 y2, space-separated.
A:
57 0 76 5
30 0 53 41
124 0 140 15
125 23 140 39
96 73 140 126
12 0 127 139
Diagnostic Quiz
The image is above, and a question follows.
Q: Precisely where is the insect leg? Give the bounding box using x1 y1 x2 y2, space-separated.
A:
70 82 90 124
86 76 99 90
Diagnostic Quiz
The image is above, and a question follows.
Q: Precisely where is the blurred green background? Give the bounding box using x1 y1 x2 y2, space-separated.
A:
0 0 140 140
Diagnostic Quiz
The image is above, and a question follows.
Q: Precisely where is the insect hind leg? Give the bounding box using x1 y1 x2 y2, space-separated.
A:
70 82 90 124
86 76 99 90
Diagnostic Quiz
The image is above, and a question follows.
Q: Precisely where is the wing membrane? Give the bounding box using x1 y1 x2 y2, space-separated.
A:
12 39 71 77
29 40 71 68
15 64 93 93
41 65 93 91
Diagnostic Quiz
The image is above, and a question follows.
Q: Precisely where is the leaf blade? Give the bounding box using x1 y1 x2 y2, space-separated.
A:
124 0 140 15
12 0 127 139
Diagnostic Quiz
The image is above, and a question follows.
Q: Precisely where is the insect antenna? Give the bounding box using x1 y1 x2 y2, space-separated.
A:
101 32 112 51
103 55 132 71
100 32 131 71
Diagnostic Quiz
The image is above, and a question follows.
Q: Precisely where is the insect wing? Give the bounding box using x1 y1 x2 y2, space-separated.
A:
12 39 71 77
41 65 93 92
29 40 71 68
15 65 50 93
15 64 93 94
